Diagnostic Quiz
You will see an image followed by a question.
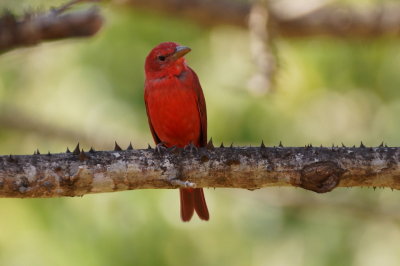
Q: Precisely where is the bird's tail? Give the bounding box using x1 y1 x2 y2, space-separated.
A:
180 188 209 222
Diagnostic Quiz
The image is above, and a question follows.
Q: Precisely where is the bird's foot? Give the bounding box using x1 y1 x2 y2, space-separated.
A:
155 142 168 154
184 142 198 153
168 146 180 153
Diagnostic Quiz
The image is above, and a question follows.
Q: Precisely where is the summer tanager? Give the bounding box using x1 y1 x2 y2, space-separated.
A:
144 42 209 222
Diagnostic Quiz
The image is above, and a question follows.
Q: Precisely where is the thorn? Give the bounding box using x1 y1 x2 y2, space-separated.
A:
278 141 283 147
7 155 16 163
332 143 335 148
147 144 152 149
341 143 346 148
373 186 376 191
260 140 266 149
73 143 80 155
379 142 384 147
36 149 40 155
352 145 355 148
230 143 234 148
66 147 71 153
89 147 95 153
309 144 313 148
320 144 323 148
127 142 133 150
206 138 214 150
385 144 388 148
114 141 122 151
220 142 224 148
47 151 51 156
79 149 87 161
360 141 365 148
33 150 37 155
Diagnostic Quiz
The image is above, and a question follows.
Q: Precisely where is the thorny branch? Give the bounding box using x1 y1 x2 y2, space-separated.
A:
119 0 400 38
0 141 400 198
0 0 103 54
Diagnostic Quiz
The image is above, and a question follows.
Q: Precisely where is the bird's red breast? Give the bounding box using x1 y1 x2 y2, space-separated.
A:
145 69 201 148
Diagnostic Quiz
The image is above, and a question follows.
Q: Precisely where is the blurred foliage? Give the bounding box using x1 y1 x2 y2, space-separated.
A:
2 1 400 266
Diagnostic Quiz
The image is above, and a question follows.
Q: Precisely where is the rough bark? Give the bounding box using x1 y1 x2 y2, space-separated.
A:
119 0 400 38
0 0 103 54
0 144 399 198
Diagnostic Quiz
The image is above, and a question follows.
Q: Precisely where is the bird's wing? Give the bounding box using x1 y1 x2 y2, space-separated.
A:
144 91 162 145
189 67 207 147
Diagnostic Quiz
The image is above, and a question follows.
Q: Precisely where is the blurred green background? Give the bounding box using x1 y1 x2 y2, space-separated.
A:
2 1 400 265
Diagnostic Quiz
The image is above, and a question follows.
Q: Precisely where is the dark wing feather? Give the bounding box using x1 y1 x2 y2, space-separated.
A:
144 92 162 145
189 67 207 147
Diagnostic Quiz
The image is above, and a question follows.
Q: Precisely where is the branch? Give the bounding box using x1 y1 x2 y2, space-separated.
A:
119 0 400 38
273 4 400 38
1 144 399 198
0 0 103 54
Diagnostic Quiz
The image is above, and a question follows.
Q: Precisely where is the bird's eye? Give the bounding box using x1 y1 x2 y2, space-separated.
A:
158 56 166 61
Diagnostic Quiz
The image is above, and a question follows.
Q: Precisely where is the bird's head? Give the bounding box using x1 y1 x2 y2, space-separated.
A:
145 42 191 78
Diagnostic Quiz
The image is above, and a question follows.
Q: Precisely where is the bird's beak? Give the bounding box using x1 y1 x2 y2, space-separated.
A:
171 46 191 60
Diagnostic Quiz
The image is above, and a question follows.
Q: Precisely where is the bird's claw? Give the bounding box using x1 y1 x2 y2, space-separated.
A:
184 142 198 153
168 146 180 153
155 143 168 154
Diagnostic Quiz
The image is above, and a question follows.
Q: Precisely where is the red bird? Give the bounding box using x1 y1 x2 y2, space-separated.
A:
144 42 209 222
